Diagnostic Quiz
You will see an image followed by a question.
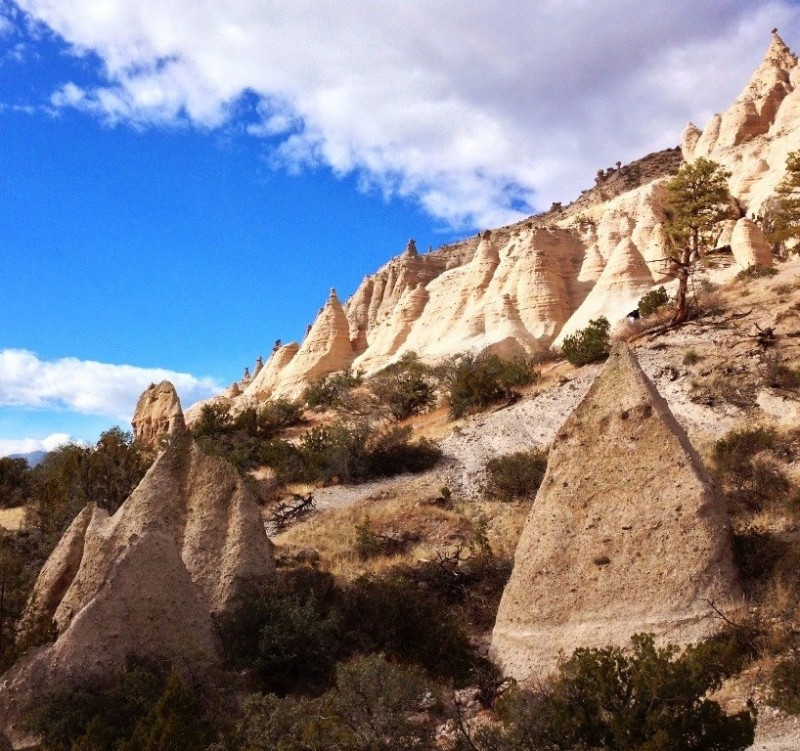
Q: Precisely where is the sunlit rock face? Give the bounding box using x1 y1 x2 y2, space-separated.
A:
490 343 740 682
186 33 796 410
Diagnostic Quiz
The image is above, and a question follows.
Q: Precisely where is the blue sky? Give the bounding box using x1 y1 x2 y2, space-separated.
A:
1 0 799 455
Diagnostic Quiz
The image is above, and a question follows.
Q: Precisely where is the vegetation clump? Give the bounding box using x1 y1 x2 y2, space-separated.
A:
663 158 733 324
560 316 611 366
467 633 755 751
637 285 670 318
767 149 800 253
369 352 436 420
483 448 548 502
438 352 537 419
302 371 362 410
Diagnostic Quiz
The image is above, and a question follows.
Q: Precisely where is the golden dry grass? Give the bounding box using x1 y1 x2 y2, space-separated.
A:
273 493 532 581
0 506 25 531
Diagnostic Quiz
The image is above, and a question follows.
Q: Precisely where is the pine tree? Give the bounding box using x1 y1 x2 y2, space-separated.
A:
663 158 733 324
768 150 800 252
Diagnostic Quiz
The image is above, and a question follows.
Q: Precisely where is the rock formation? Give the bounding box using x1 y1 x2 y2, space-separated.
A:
131 381 185 446
490 343 740 682
0 384 275 748
184 33 797 411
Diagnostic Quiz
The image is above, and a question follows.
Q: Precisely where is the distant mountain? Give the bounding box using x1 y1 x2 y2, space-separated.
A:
8 450 47 468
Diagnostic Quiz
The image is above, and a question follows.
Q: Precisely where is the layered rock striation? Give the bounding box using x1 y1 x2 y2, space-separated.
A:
186 34 796 415
490 343 740 682
0 385 275 748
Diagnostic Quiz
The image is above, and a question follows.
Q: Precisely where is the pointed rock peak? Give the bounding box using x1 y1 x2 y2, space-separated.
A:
404 238 418 256
328 287 339 303
681 121 702 159
131 380 186 446
491 341 740 681
765 28 796 67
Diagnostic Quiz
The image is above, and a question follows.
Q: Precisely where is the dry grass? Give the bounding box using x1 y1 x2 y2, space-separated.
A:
273 493 532 581
0 506 25 531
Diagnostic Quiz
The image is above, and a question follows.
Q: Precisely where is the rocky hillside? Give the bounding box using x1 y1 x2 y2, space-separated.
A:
186 31 798 417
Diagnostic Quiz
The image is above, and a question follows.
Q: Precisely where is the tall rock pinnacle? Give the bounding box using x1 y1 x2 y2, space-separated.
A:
491 343 740 682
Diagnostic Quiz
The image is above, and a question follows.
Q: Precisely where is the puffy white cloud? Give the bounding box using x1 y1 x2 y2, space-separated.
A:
0 433 72 458
11 0 800 227
0 349 221 420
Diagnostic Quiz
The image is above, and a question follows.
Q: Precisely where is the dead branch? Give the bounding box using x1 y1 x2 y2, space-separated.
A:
267 493 315 531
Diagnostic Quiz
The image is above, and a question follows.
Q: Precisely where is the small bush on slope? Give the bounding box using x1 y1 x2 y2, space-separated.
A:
438 352 537 419
560 316 611 366
369 352 436 420
465 633 755 751
484 448 548 502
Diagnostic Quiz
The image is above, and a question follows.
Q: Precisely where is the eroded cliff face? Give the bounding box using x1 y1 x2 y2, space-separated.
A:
0 385 275 748
187 33 797 414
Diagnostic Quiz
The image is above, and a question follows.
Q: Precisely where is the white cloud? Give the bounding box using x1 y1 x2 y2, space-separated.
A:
0 349 221 420
0 433 72 458
11 0 800 227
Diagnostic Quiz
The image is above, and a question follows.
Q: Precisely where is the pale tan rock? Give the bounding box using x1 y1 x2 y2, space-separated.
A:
554 239 654 346
243 342 301 400
757 388 800 426
730 217 773 268
681 121 702 160
490 343 740 682
131 381 186 446
269 289 356 400
0 391 275 747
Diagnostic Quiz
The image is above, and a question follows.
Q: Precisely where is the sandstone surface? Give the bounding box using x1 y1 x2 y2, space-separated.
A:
490 343 740 682
0 385 275 748
131 381 185 446
186 34 798 411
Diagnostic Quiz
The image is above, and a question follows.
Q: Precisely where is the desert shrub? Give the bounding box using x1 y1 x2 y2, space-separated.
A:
364 425 442 477
192 403 234 438
560 316 611 366
218 583 341 694
298 422 371 484
0 457 31 508
233 398 303 438
713 427 792 514
340 575 477 684
484 448 548 502
289 422 440 486
733 529 787 584
370 353 436 420
736 264 779 281
236 655 435 751
638 285 670 317
684 348 702 365
438 352 537 419
302 371 362 410
770 653 800 714
27 658 170 751
758 348 800 389
469 633 755 751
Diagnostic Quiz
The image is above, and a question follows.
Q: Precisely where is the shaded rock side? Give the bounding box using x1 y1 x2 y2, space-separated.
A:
0 386 275 748
131 380 186 446
490 343 740 682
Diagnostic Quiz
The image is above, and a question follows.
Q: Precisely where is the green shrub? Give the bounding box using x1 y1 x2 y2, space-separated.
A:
770 653 800 714
470 633 755 751
560 316 611 366
484 448 548 502
302 371 362 410
713 427 792 514
684 348 702 365
236 655 435 751
340 575 477 684
736 264 779 280
27 658 170 751
638 286 670 317
370 353 436 420
438 352 537 419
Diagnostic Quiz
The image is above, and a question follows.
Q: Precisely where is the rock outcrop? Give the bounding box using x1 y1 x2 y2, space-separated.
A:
185 34 797 411
490 343 740 682
0 384 275 748
131 381 185 446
